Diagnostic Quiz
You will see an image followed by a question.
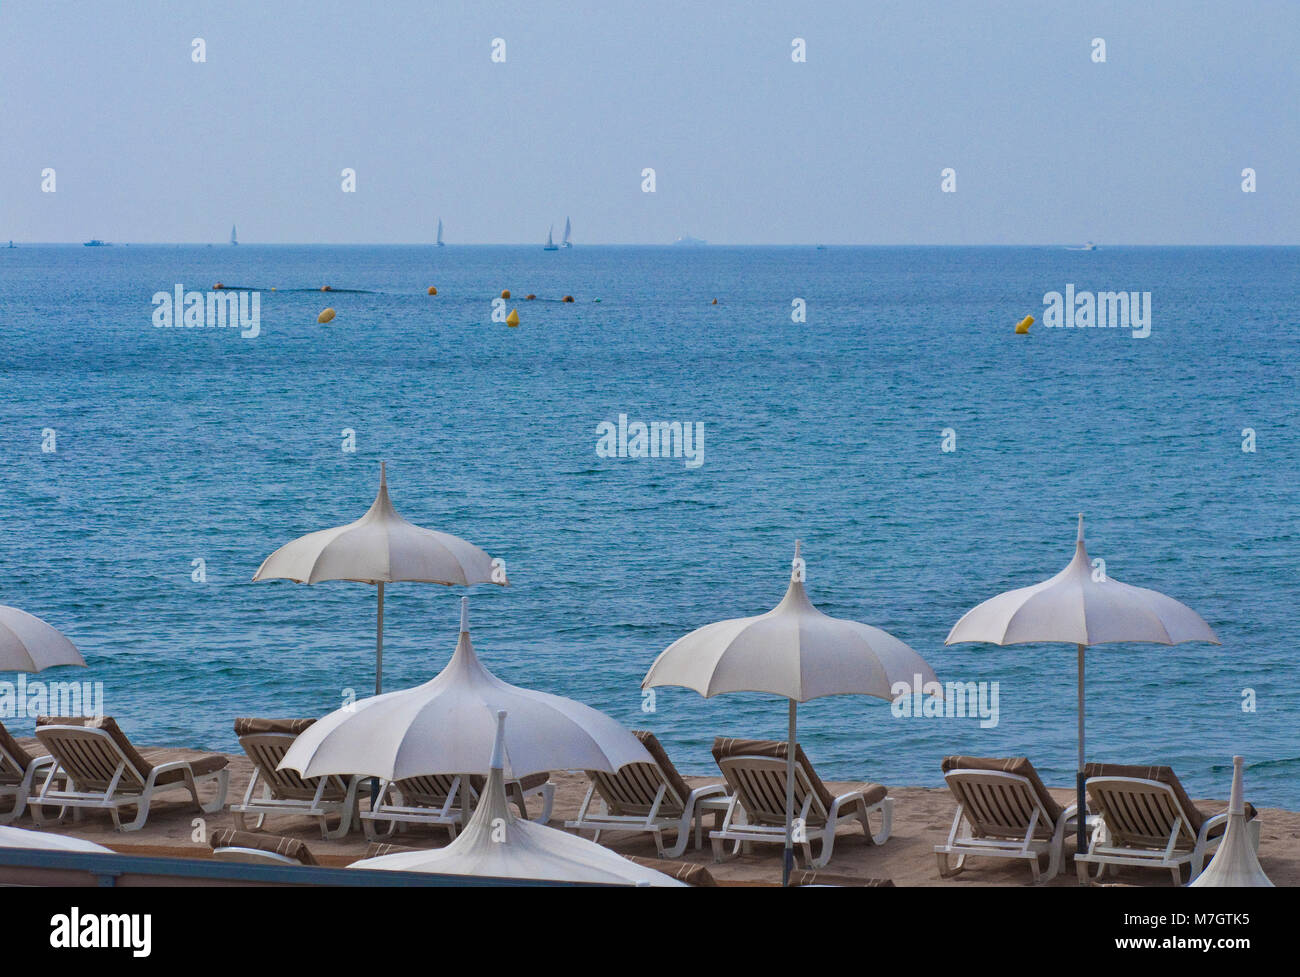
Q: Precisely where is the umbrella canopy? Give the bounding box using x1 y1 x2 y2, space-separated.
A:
0 606 84 673
643 542 937 884
253 462 506 693
349 711 684 886
281 597 652 782
0 826 111 853
945 514 1219 854
1188 756 1273 887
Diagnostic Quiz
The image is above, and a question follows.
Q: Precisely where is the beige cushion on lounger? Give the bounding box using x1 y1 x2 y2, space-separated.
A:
1083 762 1256 841
233 717 317 737
941 755 1066 825
711 737 887 820
626 855 718 886
789 870 894 887
209 828 317 865
362 841 422 859
36 715 228 787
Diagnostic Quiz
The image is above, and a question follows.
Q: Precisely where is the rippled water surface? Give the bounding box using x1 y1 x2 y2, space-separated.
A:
1 244 1296 804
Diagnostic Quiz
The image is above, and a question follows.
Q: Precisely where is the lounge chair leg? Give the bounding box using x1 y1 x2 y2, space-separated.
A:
1042 846 1062 883
1028 854 1042 884
1075 859 1091 884
663 825 690 859
532 784 555 824
199 770 229 814
868 799 894 845
936 852 966 877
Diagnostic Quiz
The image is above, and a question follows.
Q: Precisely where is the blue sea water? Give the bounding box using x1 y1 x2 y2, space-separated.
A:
0 244 1297 806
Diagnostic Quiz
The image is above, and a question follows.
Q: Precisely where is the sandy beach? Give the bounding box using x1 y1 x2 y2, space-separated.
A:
11 739 1297 886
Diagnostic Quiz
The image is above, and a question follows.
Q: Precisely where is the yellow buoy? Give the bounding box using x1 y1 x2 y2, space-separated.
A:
317 308 336 324
711 298 718 305
1015 315 1034 334
525 294 536 300
321 285 332 292
562 295 574 303
427 286 437 295
506 308 519 327
500 289 511 299
213 282 225 290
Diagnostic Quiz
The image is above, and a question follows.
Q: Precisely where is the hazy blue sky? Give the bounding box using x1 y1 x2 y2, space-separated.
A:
1 1 1295 244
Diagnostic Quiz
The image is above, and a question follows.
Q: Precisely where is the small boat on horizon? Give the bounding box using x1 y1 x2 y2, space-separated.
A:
543 225 559 251
561 217 573 248
83 239 111 247
672 235 707 247
230 224 238 246
1066 241 1097 251
436 218 445 247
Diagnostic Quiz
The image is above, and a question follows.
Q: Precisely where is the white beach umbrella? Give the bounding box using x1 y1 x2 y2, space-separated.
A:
1188 756 1272 887
642 542 938 885
280 597 652 783
0 826 111 853
253 462 506 693
945 514 1219 854
350 711 684 886
0 606 84 673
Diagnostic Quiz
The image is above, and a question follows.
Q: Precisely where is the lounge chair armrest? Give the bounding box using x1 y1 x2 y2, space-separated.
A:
1199 810 1230 843
144 759 198 785
686 783 728 804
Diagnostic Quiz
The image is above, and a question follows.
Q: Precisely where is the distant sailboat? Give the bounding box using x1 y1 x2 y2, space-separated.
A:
1066 241 1097 251
436 218 445 247
561 217 572 248
543 225 559 251
230 224 239 246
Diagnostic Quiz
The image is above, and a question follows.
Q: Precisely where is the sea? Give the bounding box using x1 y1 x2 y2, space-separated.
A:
1 244 1297 806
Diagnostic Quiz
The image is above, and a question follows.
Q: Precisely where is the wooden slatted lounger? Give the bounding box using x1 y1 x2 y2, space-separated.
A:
709 737 892 870
935 755 1080 883
29 715 229 832
566 730 727 857
0 720 59 825
1076 762 1259 885
230 717 362 840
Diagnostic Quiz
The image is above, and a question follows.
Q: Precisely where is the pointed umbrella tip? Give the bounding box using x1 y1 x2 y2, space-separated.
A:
1076 513 1085 542
1229 755 1245 816
460 596 469 633
380 460 387 485
490 710 507 770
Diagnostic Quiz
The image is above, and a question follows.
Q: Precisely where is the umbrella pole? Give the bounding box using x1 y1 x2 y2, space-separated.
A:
375 582 385 695
371 582 385 807
1076 642 1087 860
783 698 796 888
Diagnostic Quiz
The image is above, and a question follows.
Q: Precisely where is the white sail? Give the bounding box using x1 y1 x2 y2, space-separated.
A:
544 224 558 250
230 224 238 246
562 217 572 247
436 218 444 246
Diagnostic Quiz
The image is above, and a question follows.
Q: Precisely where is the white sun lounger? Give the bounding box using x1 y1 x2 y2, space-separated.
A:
934 756 1080 883
566 730 727 857
709 737 892 869
363 771 554 841
231 717 362 840
29 716 229 832
1075 762 1258 885
0 721 58 825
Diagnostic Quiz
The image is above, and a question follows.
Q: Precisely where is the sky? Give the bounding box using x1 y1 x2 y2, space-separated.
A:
0 0 1296 245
